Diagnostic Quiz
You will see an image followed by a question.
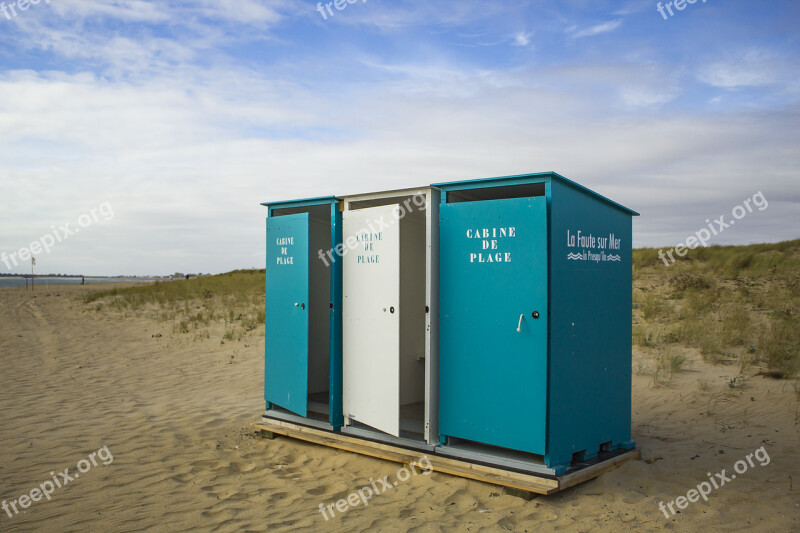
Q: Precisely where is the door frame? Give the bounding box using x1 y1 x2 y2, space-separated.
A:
341 187 439 444
262 197 343 429
437 194 549 455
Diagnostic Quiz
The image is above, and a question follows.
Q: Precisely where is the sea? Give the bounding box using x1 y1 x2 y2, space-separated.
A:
0 277 159 289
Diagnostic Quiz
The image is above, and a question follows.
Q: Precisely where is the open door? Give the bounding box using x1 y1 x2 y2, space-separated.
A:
265 213 310 417
342 205 401 436
439 196 548 455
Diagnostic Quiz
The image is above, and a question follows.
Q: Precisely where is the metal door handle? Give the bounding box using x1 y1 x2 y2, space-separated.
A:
517 314 524 332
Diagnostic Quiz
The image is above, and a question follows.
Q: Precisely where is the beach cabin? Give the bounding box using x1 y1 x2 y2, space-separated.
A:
339 187 440 447
261 196 343 430
257 173 640 493
434 172 638 474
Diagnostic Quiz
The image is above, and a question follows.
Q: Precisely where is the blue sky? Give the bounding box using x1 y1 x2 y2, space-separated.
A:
0 0 798 275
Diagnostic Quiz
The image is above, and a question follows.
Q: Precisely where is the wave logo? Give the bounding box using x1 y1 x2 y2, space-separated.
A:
606 254 622 262
567 252 584 261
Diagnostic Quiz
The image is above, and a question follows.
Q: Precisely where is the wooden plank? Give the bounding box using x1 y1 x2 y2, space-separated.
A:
558 448 642 491
419 460 559 495
255 421 559 494
255 419 559 492
253 419 637 495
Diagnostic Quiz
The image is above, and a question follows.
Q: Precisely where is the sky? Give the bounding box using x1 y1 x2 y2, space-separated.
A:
0 0 798 276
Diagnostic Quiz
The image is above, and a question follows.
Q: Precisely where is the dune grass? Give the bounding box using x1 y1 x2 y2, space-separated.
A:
84 269 266 341
633 239 800 379
633 239 800 278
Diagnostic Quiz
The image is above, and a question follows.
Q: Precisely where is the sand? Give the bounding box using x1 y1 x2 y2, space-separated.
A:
0 285 797 532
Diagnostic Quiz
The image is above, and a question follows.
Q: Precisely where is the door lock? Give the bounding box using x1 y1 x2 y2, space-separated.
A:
532 311 540 319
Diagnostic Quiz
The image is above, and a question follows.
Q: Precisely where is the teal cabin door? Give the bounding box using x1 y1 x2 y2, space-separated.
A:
265 213 310 417
439 196 548 454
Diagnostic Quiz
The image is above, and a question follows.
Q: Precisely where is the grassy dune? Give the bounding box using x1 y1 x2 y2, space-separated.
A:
633 239 800 381
83 239 800 380
84 269 266 341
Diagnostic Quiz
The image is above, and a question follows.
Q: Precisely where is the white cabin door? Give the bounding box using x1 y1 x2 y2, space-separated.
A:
342 204 401 437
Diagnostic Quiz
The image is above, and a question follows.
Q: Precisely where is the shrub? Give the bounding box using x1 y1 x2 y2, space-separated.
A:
669 272 712 292
759 317 800 378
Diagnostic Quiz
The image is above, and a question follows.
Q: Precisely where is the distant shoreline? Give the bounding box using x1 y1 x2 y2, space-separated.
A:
0 276 161 289
0 275 167 279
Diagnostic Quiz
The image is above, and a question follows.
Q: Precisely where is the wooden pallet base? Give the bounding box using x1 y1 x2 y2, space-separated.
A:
253 418 640 495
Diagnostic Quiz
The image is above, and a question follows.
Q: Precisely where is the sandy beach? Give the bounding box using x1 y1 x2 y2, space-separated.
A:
0 284 797 532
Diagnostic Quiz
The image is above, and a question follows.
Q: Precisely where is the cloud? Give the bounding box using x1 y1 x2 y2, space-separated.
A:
698 50 785 89
2 0 295 79
0 1 797 275
2 52 798 274
512 31 533 47
321 0 533 32
38 0 290 26
567 19 622 39
46 0 172 23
